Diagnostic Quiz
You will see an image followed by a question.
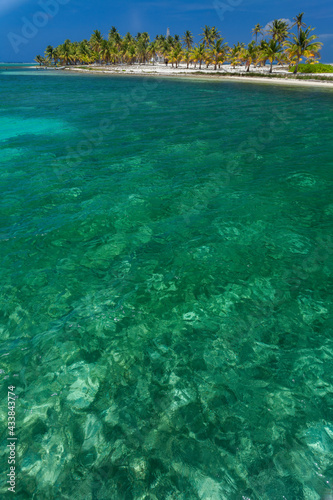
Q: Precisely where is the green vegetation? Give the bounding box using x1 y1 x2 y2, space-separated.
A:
36 14 324 74
289 63 333 73
284 27 323 73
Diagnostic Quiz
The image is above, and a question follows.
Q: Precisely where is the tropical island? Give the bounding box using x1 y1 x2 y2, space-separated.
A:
35 13 333 81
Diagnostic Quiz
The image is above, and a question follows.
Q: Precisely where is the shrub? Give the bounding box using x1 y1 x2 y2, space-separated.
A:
289 63 333 73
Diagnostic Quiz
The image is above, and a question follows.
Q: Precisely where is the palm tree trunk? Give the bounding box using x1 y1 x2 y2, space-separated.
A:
293 56 300 74
270 61 273 73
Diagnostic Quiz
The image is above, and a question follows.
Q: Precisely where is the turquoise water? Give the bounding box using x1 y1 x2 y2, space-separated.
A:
0 67 333 499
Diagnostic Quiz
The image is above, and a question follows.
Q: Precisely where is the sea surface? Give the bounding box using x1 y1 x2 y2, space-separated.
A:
0 65 333 499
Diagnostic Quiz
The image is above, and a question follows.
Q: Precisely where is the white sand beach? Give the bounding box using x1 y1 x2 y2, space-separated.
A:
60 62 333 88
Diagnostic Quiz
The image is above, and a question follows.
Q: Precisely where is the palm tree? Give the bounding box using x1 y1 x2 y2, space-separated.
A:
53 47 60 66
109 27 122 56
148 41 158 65
114 32 123 51
109 43 120 65
209 38 226 70
228 43 244 68
45 45 56 64
252 24 263 44
205 51 212 69
38 18 328 74
182 30 193 50
90 30 103 54
58 40 72 65
190 46 199 69
292 13 306 37
263 39 282 73
218 43 229 68
35 55 44 66
123 32 134 44
160 40 171 65
108 26 119 41
276 50 290 67
155 35 166 62
191 43 206 69
267 19 290 43
70 42 80 65
100 40 112 64
257 39 269 67
166 35 174 47
201 25 213 47
283 27 322 74
182 49 192 69
77 40 92 64
155 34 166 44
137 32 150 64
211 27 221 43
169 44 183 68
241 41 258 72
123 43 136 65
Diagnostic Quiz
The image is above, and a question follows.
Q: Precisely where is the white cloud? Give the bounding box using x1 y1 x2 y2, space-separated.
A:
318 33 333 40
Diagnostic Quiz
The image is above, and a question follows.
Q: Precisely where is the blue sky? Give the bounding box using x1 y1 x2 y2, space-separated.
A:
1 0 333 62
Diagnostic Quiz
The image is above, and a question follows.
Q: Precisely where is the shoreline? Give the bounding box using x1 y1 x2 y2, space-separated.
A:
58 64 333 88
